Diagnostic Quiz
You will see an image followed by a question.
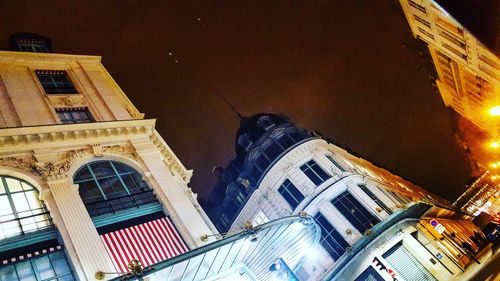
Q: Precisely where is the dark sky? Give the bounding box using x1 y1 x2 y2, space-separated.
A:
1 0 472 201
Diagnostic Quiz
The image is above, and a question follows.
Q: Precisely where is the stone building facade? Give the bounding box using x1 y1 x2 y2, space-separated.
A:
399 0 499 135
0 33 216 281
204 113 485 280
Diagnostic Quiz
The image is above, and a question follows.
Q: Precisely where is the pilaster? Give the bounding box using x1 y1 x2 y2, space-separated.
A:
131 138 214 248
47 178 115 280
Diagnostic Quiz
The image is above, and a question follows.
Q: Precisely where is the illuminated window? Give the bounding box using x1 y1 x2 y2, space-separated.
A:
56 108 93 124
74 161 157 217
314 213 349 260
278 179 304 210
0 176 52 240
331 191 380 234
300 160 331 186
35 70 77 94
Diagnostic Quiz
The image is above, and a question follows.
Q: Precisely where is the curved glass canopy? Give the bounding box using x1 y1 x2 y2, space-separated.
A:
110 215 320 281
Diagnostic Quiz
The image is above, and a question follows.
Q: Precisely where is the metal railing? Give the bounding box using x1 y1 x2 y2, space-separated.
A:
0 208 54 240
84 189 158 217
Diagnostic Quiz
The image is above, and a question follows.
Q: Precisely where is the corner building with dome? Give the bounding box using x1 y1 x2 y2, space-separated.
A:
204 113 488 281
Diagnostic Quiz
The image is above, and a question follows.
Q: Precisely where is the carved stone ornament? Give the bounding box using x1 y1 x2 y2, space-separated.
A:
0 144 140 180
64 96 75 106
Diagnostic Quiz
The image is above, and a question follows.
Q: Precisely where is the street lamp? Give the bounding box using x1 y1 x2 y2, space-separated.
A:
489 106 500 116
490 141 500 149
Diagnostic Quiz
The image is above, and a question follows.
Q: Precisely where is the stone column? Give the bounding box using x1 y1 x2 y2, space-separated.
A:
131 139 215 248
47 178 115 281
41 190 86 279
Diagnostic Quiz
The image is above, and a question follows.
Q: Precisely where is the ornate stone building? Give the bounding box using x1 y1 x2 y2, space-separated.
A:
0 33 218 281
204 113 486 281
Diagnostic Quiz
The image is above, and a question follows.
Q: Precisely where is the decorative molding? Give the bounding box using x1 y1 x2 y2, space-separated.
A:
0 155 41 176
0 143 140 180
0 119 155 152
91 144 103 157
149 131 188 182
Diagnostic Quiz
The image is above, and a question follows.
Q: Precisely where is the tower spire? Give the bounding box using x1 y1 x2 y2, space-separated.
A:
209 81 243 120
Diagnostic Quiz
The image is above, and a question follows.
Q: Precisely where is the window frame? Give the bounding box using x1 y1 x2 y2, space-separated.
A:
55 107 94 124
278 179 304 210
314 213 349 261
331 191 380 234
300 160 331 186
35 70 78 95
358 184 393 215
0 248 75 281
73 161 158 217
0 176 53 240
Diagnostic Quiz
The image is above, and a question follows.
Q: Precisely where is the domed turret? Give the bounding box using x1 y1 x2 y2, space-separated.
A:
205 113 316 232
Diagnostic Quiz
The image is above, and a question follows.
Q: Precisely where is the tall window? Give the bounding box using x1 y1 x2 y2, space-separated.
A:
326 155 346 172
300 160 331 186
278 179 304 210
314 213 349 261
0 250 74 281
0 176 52 240
56 108 93 124
35 70 77 94
358 184 392 214
74 161 157 217
331 191 380 234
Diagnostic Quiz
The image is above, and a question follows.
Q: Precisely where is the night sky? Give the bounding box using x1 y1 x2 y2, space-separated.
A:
1 1 472 201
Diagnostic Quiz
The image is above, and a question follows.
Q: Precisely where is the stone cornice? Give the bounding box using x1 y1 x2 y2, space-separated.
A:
0 119 156 154
0 51 101 65
150 129 190 182
0 119 190 183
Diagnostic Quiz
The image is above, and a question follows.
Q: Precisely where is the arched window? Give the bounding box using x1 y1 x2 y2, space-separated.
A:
73 161 157 217
0 176 52 240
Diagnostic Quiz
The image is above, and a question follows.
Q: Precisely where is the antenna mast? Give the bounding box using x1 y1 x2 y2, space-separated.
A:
209 81 243 119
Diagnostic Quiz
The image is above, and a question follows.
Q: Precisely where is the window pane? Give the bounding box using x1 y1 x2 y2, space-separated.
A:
278 180 304 209
15 261 36 281
12 193 30 213
34 256 55 280
78 181 103 202
314 213 349 260
98 177 126 198
113 162 134 174
0 265 18 281
20 182 35 192
50 252 71 276
25 191 42 212
0 195 13 216
6 178 22 192
331 191 380 234
300 160 331 186
121 174 140 193
90 162 115 179
74 166 93 181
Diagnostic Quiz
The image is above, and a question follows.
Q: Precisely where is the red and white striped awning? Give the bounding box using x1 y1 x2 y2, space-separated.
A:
100 217 189 273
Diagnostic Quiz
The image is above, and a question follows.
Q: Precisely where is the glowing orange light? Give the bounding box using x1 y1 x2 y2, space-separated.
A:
491 175 498 181
490 142 500 149
489 106 500 116
491 163 498 168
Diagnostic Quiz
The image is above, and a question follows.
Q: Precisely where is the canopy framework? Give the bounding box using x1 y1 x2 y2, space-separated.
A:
109 215 320 281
